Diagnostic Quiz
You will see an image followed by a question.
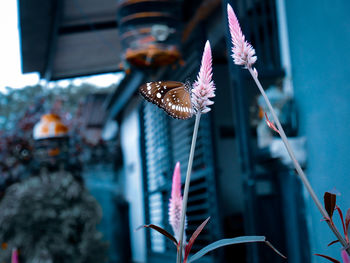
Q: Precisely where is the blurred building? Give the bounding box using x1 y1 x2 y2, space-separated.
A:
18 0 350 262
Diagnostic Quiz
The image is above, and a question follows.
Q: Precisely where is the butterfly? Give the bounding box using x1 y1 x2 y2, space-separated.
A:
139 81 193 119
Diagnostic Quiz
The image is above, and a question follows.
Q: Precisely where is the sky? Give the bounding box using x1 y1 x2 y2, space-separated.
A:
0 1 123 94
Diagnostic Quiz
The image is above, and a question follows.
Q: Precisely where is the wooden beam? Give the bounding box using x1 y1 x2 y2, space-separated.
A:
182 0 221 42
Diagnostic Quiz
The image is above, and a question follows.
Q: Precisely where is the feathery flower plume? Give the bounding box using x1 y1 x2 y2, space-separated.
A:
169 162 187 243
191 40 216 114
11 248 19 263
227 3 257 68
342 250 350 263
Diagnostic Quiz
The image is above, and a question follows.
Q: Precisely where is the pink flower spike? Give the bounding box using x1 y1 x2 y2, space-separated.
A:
11 248 19 263
169 162 187 243
341 250 350 263
191 40 216 114
227 3 257 68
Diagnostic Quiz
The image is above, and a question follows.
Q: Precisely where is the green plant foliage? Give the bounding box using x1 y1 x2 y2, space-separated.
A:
189 236 286 262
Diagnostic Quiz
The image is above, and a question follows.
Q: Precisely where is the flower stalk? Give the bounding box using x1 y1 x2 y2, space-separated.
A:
247 67 350 255
177 112 201 263
177 40 215 262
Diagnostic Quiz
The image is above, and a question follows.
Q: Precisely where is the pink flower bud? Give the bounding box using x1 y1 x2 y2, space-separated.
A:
168 162 187 243
191 41 216 114
227 4 257 68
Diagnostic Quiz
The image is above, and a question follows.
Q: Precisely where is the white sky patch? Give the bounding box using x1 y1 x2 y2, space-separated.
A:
53 72 125 89
0 0 39 93
79 73 124 87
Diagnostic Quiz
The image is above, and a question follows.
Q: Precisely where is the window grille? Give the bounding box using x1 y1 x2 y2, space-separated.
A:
236 0 282 72
142 102 220 261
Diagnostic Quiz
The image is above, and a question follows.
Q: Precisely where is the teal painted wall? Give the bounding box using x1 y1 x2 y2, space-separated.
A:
285 0 350 261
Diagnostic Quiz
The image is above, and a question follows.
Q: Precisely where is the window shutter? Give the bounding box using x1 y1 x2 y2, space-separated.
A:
141 104 221 261
170 115 220 254
142 102 172 254
141 28 221 261
236 0 282 72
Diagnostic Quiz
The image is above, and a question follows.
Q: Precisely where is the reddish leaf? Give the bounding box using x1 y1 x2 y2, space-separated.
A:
335 205 347 238
324 192 337 219
315 253 341 263
327 240 339 246
264 241 287 259
142 224 178 246
264 112 280 134
346 208 350 233
183 217 210 263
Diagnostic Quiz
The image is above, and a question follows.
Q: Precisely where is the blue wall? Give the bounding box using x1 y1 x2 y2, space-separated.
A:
285 0 350 261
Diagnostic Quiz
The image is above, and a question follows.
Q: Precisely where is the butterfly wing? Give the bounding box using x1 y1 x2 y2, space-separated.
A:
140 81 193 119
162 87 193 119
139 81 184 109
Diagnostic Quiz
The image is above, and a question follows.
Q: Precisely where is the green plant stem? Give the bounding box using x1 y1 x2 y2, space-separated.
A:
247 67 350 255
177 113 202 263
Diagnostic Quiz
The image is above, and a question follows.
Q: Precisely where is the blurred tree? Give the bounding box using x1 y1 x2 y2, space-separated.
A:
0 82 115 195
0 172 108 263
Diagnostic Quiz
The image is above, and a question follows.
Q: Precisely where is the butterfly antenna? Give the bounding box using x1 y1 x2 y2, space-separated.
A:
184 80 192 93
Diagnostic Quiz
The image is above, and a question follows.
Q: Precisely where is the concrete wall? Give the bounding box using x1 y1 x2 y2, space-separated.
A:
284 0 350 260
120 102 146 263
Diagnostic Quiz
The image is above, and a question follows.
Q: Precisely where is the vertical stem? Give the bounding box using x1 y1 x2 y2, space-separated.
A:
177 113 201 263
247 67 350 255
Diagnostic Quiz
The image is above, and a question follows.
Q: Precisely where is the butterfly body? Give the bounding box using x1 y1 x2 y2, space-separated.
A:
140 81 193 119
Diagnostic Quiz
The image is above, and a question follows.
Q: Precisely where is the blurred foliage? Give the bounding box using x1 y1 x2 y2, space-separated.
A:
0 82 116 196
0 83 114 132
0 172 107 263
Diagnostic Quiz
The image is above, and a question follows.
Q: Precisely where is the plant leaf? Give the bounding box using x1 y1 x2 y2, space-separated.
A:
327 240 339 246
143 224 178 246
345 208 350 233
264 112 280 134
315 253 341 263
188 236 286 262
335 205 347 237
183 217 210 263
324 192 337 219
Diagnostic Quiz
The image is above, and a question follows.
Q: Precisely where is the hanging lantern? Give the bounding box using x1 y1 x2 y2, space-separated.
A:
33 114 68 140
117 0 182 67
33 114 69 168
